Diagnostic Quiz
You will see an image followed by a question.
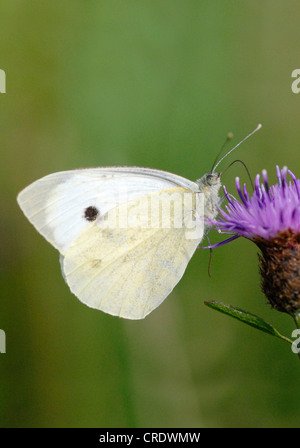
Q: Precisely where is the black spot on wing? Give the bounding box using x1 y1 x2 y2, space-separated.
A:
84 206 99 221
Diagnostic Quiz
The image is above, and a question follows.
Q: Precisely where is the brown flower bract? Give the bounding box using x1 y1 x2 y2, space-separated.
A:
254 230 300 314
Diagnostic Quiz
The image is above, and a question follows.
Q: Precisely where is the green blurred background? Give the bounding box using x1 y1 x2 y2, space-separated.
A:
1 0 300 428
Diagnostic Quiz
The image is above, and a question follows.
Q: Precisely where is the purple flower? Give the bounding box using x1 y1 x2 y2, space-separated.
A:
215 166 300 240
212 166 300 317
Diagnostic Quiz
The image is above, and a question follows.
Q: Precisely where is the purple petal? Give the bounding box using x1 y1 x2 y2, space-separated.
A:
212 167 300 240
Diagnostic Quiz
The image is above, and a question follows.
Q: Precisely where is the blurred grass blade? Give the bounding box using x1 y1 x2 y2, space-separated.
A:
204 301 292 344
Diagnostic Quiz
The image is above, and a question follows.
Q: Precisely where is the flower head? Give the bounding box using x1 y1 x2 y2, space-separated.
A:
213 166 300 316
216 166 300 240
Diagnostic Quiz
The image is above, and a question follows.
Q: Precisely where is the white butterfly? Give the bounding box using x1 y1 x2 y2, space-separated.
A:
16 125 261 319
17 166 221 319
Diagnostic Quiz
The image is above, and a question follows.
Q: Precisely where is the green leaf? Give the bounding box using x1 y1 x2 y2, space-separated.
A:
204 300 292 344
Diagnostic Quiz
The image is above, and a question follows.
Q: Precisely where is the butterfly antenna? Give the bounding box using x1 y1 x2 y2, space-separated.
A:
212 123 262 174
220 159 255 191
210 132 234 173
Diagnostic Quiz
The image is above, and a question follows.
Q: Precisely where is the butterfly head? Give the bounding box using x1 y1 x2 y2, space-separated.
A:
196 172 221 190
195 172 222 220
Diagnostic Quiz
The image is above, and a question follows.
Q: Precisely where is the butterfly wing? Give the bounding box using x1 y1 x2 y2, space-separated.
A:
17 167 199 255
61 188 204 319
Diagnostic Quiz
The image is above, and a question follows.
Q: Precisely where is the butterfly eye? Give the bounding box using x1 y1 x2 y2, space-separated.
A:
206 173 219 186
